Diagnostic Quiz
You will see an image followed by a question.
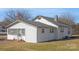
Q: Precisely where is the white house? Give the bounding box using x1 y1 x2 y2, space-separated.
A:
7 16 72 43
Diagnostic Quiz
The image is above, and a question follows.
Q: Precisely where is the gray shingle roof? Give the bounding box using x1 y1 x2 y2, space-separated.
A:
7 15 69 28
33 15 69 27
23 20 53 28
7 19 53 28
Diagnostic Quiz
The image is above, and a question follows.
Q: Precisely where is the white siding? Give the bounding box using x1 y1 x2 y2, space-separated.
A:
57 27 72 39
35 17 72 40
37 28 57 42
67 27 72 37
25 24 37 43
7 22 37 43
63 27 72 37
7 19 72 43
57 28 64 39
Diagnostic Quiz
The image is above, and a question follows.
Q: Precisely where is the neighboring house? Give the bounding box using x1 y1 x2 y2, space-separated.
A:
7 16 72 43
0 22 7 35
0 20 13 35
0 26 7 35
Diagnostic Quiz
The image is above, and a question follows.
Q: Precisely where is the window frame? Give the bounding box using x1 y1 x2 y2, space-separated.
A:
60 27 64 32
41 28 45 33
8 28 25 35
50 28 54 33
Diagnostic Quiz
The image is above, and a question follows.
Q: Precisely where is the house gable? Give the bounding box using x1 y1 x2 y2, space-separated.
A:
34 16 70 28
34 16 58 28
7 20 38 43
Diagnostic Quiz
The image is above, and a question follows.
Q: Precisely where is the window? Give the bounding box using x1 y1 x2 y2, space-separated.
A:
17 29 25 36
68 27 71 34
8 29 18 35
68 31 70 34
8 29 25 35
42 28 45 33
50 28 54 33
60 27 64 32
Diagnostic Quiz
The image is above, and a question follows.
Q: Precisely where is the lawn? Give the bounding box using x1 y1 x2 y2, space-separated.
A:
0 36 79 51
0 35 79 51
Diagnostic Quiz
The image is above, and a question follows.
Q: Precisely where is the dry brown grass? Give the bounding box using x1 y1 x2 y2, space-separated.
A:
0 35 79 51
0 39 79 51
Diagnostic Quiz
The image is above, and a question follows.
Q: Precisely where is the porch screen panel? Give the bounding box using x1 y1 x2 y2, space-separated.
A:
8 29 25 35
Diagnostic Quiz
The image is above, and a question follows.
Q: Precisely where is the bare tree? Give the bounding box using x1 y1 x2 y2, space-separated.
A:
2 9 30 26
58 12 75 25
4 9 30 21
